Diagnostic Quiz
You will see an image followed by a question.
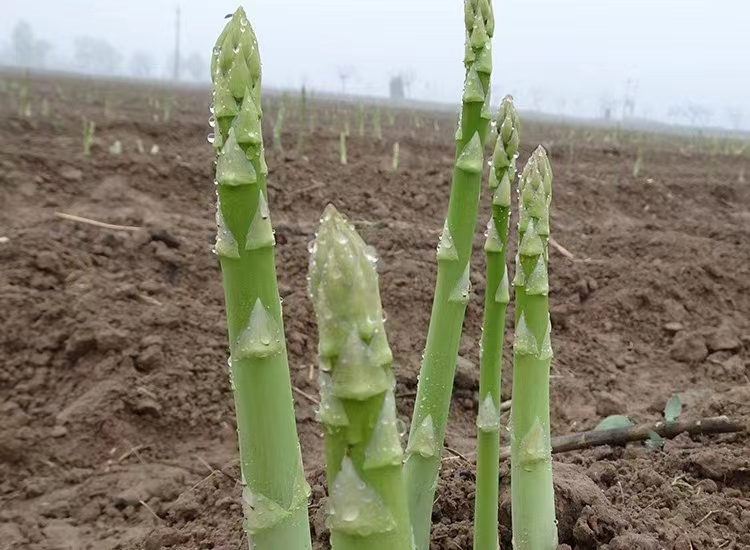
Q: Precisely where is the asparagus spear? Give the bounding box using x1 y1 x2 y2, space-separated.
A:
82 118 95 156
273 97 286 152
510 147 558 550
308 205 413 550
211 9 312 549
340 131 347 165
404 1 494 547
473 96 519 550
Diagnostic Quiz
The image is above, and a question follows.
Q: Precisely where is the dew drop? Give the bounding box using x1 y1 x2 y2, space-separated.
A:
397 418 407 438
208 114 216 128
342 508 359 522
207 133 215 144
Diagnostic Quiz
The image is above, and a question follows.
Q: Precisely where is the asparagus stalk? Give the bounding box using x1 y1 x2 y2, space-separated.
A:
404 1 494 546
373 109 382 141
308 205 413 550
510 146 558 550
273 99 286 152
473 97 519 550
297 85 307 152
340 131 347 165
357 103 366 136
19 73 31 117
392 142 399 171
83 118 95 156
210 9 312 550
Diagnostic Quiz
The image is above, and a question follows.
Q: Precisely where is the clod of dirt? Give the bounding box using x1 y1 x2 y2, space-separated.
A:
595 391 628 417
64 330 98 362
60 166 83 181
143 526 188 550
136 345 164 372
150 229 181 249
586 461 618 487
669 331 709 363
168 492 200 522
129 397 162 417
706 353 746 381
706 320 742 353
604 532 659 550
95 326 130 352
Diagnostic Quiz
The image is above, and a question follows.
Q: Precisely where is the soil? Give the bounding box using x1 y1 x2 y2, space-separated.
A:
1 73 749 550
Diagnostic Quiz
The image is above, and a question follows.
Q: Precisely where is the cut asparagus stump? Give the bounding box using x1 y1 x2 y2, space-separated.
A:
510 147 558 550
210 9 312 550
404 1 495 547
308 205 413 550
473 96 519 550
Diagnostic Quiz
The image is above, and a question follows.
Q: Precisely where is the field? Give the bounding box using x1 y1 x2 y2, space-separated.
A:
1 73 749 550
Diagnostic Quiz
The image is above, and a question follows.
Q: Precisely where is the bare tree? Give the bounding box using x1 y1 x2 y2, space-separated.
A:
726 107 744 130
599 94 617 120
667 103 714 128
74 36 122 75
622 79 638 119
337 66 354 93
11 21 51 68
130 51 154 78
684 103 713 127
389 75 405 100
400 71 416 98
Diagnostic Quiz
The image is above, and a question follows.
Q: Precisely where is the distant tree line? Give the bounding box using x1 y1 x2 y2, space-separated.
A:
0 20 207 82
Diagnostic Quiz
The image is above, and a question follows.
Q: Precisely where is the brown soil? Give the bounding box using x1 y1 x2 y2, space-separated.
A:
1 73 749 550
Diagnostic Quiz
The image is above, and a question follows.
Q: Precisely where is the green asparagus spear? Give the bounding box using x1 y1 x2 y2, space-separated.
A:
273 98 286 152
510 147 558 550
340 131 347 165
308 205 413 550
404 1 495 547
210 9 312 550
473 96 519 550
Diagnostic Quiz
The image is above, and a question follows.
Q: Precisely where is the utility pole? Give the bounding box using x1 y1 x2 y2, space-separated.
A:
174 5 181 81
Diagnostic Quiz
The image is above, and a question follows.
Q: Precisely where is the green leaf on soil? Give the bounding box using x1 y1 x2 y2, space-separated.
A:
595 414 635 431
664 394 682 422
645 430 666 450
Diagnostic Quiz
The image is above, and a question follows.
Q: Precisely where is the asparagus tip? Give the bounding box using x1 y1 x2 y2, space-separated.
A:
308 204 385 358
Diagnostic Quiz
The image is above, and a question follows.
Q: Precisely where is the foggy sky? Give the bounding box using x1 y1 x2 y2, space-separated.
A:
2 0 748 127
